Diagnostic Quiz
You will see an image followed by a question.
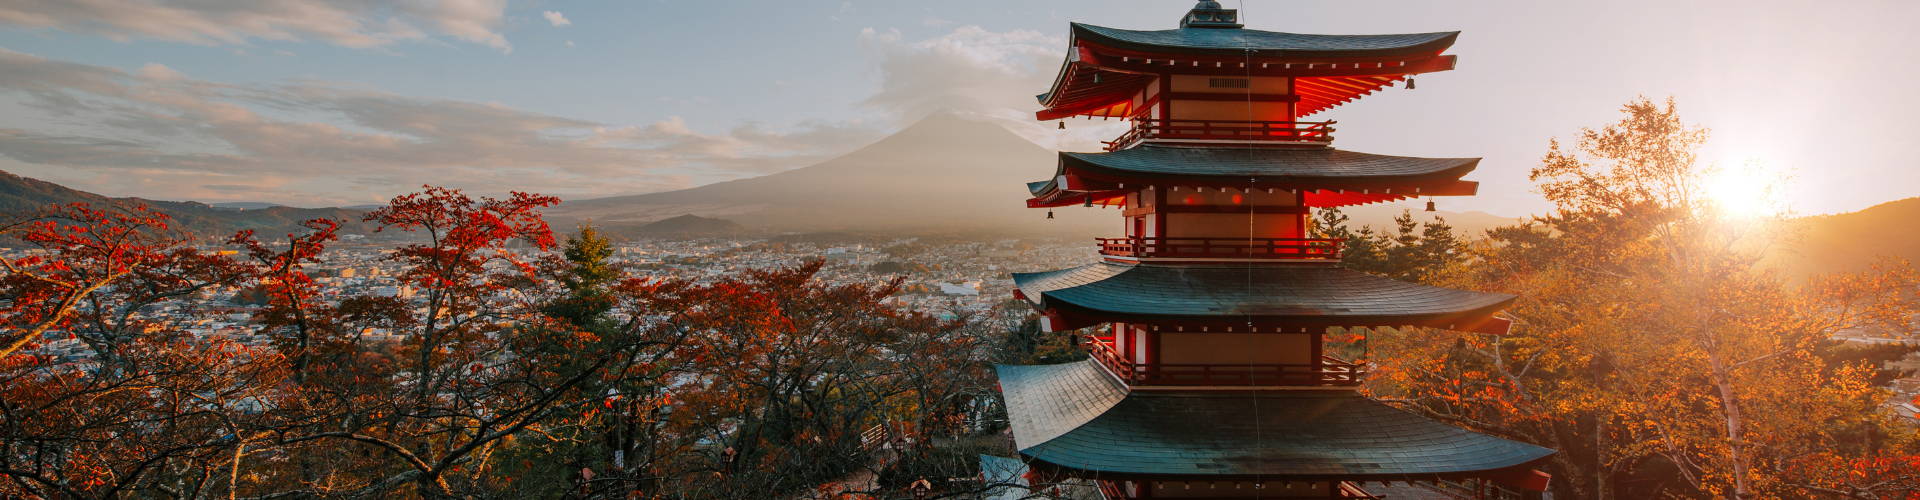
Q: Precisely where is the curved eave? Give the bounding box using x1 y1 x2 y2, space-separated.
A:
1037 25 1460 120
1024 176 1128 209
997 360 1556 481
1063 147 1479 187
1011 262 1516 330
1023 146 1483 207
1035 35 1157 120
1071 23 1460 59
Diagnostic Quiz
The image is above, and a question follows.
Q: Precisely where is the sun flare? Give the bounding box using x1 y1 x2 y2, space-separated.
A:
1701 160 1788 219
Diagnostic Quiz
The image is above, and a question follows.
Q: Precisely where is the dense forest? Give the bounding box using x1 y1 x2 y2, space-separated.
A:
3 98 1919 498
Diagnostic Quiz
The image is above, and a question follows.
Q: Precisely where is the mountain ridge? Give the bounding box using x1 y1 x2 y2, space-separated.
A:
633 214 746 238
4 112 1917 280
546 112 1111 236
0 170 377 238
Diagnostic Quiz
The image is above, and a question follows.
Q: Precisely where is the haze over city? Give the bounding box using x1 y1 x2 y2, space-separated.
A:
3 0 1916 217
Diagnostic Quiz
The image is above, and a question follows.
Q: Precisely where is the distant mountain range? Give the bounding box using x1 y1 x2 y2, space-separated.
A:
1766 197 1920 278
2 113 1916 280
210 202 284 210
0 170 375 239
0 114 1518 241
543 112 1110 237
542 113 1526 239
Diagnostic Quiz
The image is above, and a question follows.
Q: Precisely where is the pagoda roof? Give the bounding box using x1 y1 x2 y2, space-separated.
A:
1026 146 1481 208
1012 262 1513 329
1072 23 1459 59
1036 21 1461 119
997 359 1555 479
1068 145 1477 181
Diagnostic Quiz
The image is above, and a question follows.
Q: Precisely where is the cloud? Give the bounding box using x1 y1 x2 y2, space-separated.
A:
136 63 183 81
0 25 1100 206
857 25 1120 150
0 49 883 205
0 0 512 51
543 10 570 27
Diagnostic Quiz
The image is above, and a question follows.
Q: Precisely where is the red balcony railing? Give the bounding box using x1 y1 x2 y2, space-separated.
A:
1105 118 1334 151
1086 338 1365 387
1097 237 1343 260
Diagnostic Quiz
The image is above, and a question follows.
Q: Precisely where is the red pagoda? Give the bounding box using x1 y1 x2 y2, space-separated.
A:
995 2 1555 498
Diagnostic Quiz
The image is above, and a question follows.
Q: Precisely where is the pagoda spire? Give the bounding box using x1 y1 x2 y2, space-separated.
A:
1179 0 1243 29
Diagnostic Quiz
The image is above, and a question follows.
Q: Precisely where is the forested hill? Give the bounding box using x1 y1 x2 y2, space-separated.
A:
634 214 746 238
1768 197 1920 278
0 170 376 239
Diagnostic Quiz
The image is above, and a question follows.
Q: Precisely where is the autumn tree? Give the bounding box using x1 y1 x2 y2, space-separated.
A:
231 218 340 378
1 203 201 360
0 203 276 496
0 189 1025 499
1363 97 1920 499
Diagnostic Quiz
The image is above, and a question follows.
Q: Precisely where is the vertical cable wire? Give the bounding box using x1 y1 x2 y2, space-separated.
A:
1238 0 1266 493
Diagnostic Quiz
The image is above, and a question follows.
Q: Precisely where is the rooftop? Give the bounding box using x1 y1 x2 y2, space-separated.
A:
1024 145 1483 208
1011 262 1514 330
1034 3 1461 120
1072 22 1459 59
997 359 1555 479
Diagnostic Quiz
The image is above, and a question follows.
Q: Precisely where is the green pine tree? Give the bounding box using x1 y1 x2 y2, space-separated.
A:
547 223 619 328
1311 207 1464 283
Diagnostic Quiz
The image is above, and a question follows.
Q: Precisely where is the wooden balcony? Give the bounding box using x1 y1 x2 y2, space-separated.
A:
1097 237 1343 261
1105 118 1335 151
1086 338 1366 387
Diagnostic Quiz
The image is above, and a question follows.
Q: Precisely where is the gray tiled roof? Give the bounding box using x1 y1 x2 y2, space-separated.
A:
997 360 1554 478
1060 146 1479 182
1012 262 1513 326
1074 23 1458 58
998 360 1131 449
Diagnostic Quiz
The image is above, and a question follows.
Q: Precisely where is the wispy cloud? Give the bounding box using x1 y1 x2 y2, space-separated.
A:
543 10 570 27
0 0 513 51
0 24 1094 206
857 25 1118 150
0 49 882 205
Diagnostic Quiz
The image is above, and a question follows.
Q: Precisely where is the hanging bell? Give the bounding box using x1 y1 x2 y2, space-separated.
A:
1092 73 1102 84
1084 197 1095 208
1405 77 1416 90
1046 210 1055 219
1425 199 1437 212
1058 121 1066 130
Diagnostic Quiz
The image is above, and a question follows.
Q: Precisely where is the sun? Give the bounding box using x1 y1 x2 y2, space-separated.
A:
1700 159 1788 219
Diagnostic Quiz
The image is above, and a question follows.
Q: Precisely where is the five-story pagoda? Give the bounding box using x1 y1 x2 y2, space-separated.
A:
995 2 1555 498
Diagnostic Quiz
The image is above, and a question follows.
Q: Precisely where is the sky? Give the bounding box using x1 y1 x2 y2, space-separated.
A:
1 0 1917 217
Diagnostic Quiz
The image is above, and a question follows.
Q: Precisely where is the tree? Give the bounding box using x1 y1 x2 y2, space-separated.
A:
546 223 620 328
0 187 1075 498
1 203 192 360
1364 97 1920 499
256 187 588 497
231 218 340 378
0 203 272 496
1310 206 1463 283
